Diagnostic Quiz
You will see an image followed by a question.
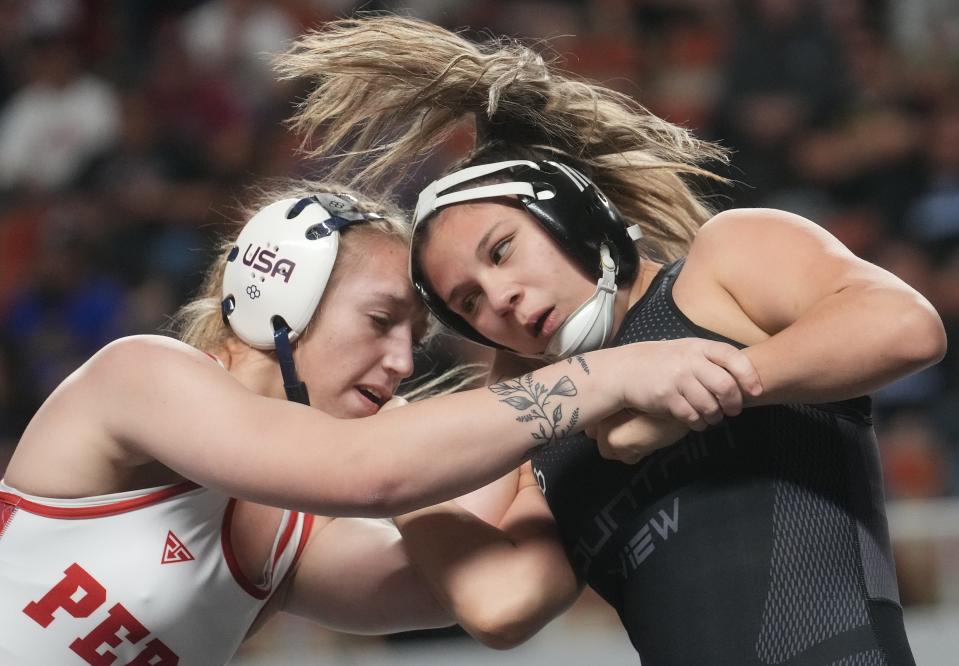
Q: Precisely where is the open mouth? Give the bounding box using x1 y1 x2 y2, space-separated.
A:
533 307 555 338
356 386 387 408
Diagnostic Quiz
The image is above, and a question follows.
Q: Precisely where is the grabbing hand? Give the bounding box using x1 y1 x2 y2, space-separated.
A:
587 411 689 465
618 338 762 430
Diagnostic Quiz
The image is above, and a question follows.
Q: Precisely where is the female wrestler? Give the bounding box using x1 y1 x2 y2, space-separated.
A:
0 182 760 665
278 17 946 665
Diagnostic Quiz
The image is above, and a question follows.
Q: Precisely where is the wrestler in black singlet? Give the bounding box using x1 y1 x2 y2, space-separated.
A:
531 260 915 666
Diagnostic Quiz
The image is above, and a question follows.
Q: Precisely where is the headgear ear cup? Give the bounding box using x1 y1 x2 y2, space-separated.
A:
222 194 382 348
221 194 381 403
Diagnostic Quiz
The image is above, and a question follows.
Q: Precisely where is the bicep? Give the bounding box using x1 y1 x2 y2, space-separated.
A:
283 517 452 634
693 208 907 333
499 462 579 590
454 469 519 525
93 337 367 511
502 468 565 544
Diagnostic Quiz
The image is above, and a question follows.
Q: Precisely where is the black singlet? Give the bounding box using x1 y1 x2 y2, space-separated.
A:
530 259 915 666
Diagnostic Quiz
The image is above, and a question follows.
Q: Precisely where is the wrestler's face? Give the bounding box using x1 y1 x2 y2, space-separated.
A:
297 232 426 418
418 201 595 355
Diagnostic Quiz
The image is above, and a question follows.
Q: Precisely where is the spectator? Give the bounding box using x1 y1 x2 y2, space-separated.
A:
0 31 118 192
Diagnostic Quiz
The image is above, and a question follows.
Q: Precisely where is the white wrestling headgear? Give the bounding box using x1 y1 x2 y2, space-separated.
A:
222 194 379 348
221 193 382 404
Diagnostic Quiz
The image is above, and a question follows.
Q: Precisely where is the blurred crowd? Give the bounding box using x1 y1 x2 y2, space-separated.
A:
1 0 958 500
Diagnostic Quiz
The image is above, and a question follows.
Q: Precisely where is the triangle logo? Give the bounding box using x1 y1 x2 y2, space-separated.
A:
161 530 195 564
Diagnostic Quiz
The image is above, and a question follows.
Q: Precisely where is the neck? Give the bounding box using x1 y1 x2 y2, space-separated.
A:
217 339 286 401
611 259 663 337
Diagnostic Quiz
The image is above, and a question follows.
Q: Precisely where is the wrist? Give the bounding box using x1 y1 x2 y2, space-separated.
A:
741 345 772 407
585 347 624 411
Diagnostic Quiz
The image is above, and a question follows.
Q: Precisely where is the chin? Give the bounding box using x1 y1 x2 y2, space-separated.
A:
507 340 549 357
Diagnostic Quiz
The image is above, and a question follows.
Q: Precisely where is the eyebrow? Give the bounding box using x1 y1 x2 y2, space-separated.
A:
475 222 503 263
365 290 414 310
367 289 429 325
443 221 505 305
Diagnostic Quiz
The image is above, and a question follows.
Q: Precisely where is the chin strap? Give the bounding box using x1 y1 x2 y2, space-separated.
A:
273 324 310 406
539 223 643 360
542 244 619 360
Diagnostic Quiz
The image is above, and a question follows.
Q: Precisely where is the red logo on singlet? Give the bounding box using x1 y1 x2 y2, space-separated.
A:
161 531 194 564
0 501 16 540
23 563 180 664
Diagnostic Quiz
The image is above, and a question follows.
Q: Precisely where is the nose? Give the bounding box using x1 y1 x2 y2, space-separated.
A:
383 328 415 382
488 280 522 318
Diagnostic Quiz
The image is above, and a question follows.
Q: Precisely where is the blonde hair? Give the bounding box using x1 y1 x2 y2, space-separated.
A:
277 15 729 261
169 179 410 353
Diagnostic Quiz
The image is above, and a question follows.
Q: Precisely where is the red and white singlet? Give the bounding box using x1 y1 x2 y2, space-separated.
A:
0 480 313 665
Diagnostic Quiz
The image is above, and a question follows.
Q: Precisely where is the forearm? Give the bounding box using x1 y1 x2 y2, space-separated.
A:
744 285 946 406
122 335 754 518
120 337 626 519
394 497 579 648
329 349 623 516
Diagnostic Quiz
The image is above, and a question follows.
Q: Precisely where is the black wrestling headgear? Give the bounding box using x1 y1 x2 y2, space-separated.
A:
411 159 641 350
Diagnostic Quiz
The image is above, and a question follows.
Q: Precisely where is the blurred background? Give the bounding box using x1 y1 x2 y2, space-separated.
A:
0 0 956 663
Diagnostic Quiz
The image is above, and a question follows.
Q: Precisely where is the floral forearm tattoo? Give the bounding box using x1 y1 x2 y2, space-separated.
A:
489 373 580 449
567 354 590 375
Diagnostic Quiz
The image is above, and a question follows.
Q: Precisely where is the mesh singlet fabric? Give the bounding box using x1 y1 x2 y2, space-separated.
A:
530 259 914 666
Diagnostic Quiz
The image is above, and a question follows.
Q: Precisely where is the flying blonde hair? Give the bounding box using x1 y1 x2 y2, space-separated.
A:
276 15 729 261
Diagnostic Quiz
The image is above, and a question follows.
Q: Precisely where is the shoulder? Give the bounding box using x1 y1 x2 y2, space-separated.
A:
78 336 231 416
9 336 222 486
686 207 843 276
81 334 226 409
694 208 830 249
87 335 218 379
97 333 208 357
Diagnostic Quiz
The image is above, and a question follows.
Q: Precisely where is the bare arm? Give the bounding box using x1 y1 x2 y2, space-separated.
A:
277 459 527 636
280 517 453 634
590 208 946 464
691 208 946 405
88 334 753 517
382 371 577 650
277 469 563 641
93 335 612 517
393 462 581 649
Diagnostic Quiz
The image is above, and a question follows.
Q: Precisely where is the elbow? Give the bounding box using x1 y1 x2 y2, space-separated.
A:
896 299 947 370
463 599 542 650
352 466 443 518
459 572 577 650
471 627 532 651
337 461 411 518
